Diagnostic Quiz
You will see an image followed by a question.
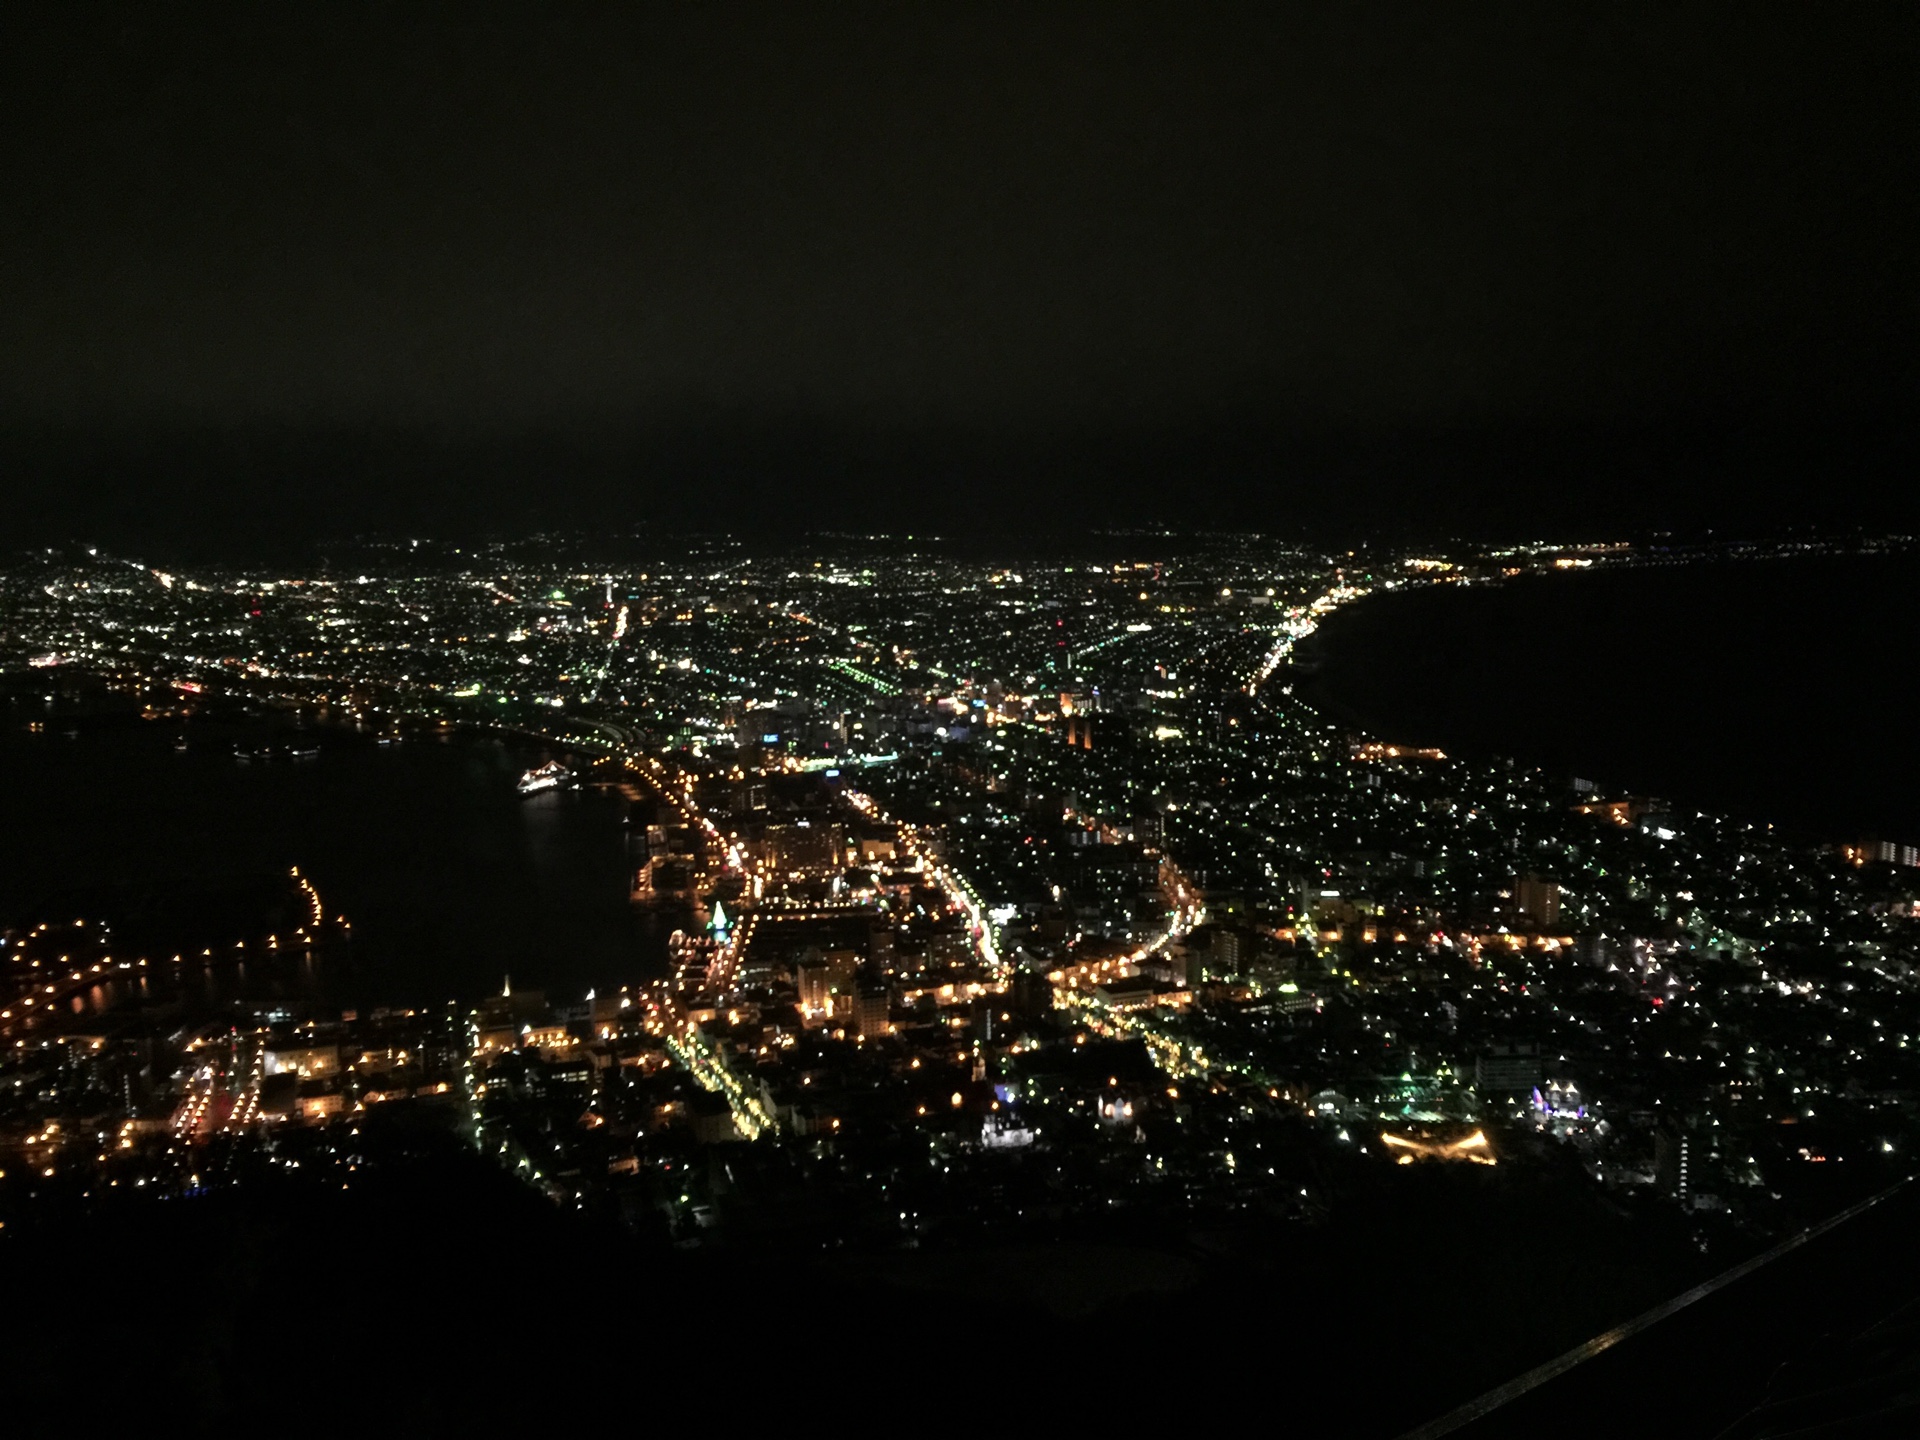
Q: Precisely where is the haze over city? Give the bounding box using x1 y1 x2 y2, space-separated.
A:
3 6 1913 550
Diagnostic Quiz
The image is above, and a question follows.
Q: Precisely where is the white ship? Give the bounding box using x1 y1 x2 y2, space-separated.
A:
517 760 573 795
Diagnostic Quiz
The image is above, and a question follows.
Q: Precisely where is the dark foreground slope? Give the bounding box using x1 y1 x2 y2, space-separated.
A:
8 1098 1912 1437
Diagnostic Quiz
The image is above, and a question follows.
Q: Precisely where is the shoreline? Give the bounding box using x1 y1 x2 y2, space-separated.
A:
0 711 657 1010
1300 550 1920 847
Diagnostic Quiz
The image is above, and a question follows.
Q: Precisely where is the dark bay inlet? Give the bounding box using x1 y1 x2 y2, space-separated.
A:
0 717 666 1008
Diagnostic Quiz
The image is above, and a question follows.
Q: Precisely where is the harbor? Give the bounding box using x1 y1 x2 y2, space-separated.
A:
0 709 666 1010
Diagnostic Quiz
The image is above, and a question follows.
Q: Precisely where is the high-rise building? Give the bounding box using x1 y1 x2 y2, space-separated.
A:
1655 1129 1692 1203
1514 874 1561 928
853 982 892 1040
1475 1044 1542 1093
868 919 896 972
796 956 831 1017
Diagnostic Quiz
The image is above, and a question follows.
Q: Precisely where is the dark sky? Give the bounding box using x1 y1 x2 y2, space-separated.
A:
2 4 1913 555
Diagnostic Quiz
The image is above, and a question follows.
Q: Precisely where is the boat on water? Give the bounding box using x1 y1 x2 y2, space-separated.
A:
517 760 574 795
235 741 297 761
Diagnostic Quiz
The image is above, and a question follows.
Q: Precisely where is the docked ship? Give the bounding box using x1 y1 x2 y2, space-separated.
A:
517 760 574 795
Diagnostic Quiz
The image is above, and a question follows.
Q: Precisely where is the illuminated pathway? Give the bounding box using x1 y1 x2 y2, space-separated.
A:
842 786 1005 979
1048 854 1219 1078
663 1018 774 1140
1244 579 1372 694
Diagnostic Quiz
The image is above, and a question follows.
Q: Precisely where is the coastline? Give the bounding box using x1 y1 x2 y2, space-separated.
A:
1301 550 1920 846
0 710 658 1008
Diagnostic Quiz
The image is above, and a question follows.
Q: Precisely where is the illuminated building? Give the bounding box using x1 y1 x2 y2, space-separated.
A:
265 1042 341 1078
1655 1130 1693 1203
1514 874 1561 928
852 982 892 1038
1841 839 1920 868
1475 1044 1542 1094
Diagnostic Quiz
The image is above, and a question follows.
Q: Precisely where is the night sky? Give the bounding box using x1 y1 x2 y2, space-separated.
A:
3 5 1913 555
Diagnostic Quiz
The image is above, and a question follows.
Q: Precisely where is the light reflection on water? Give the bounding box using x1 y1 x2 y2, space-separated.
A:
2 718 677 1012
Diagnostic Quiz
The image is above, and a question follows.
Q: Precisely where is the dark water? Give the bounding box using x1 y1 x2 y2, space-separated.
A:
1306 551 1920 844
0 720 671 1008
